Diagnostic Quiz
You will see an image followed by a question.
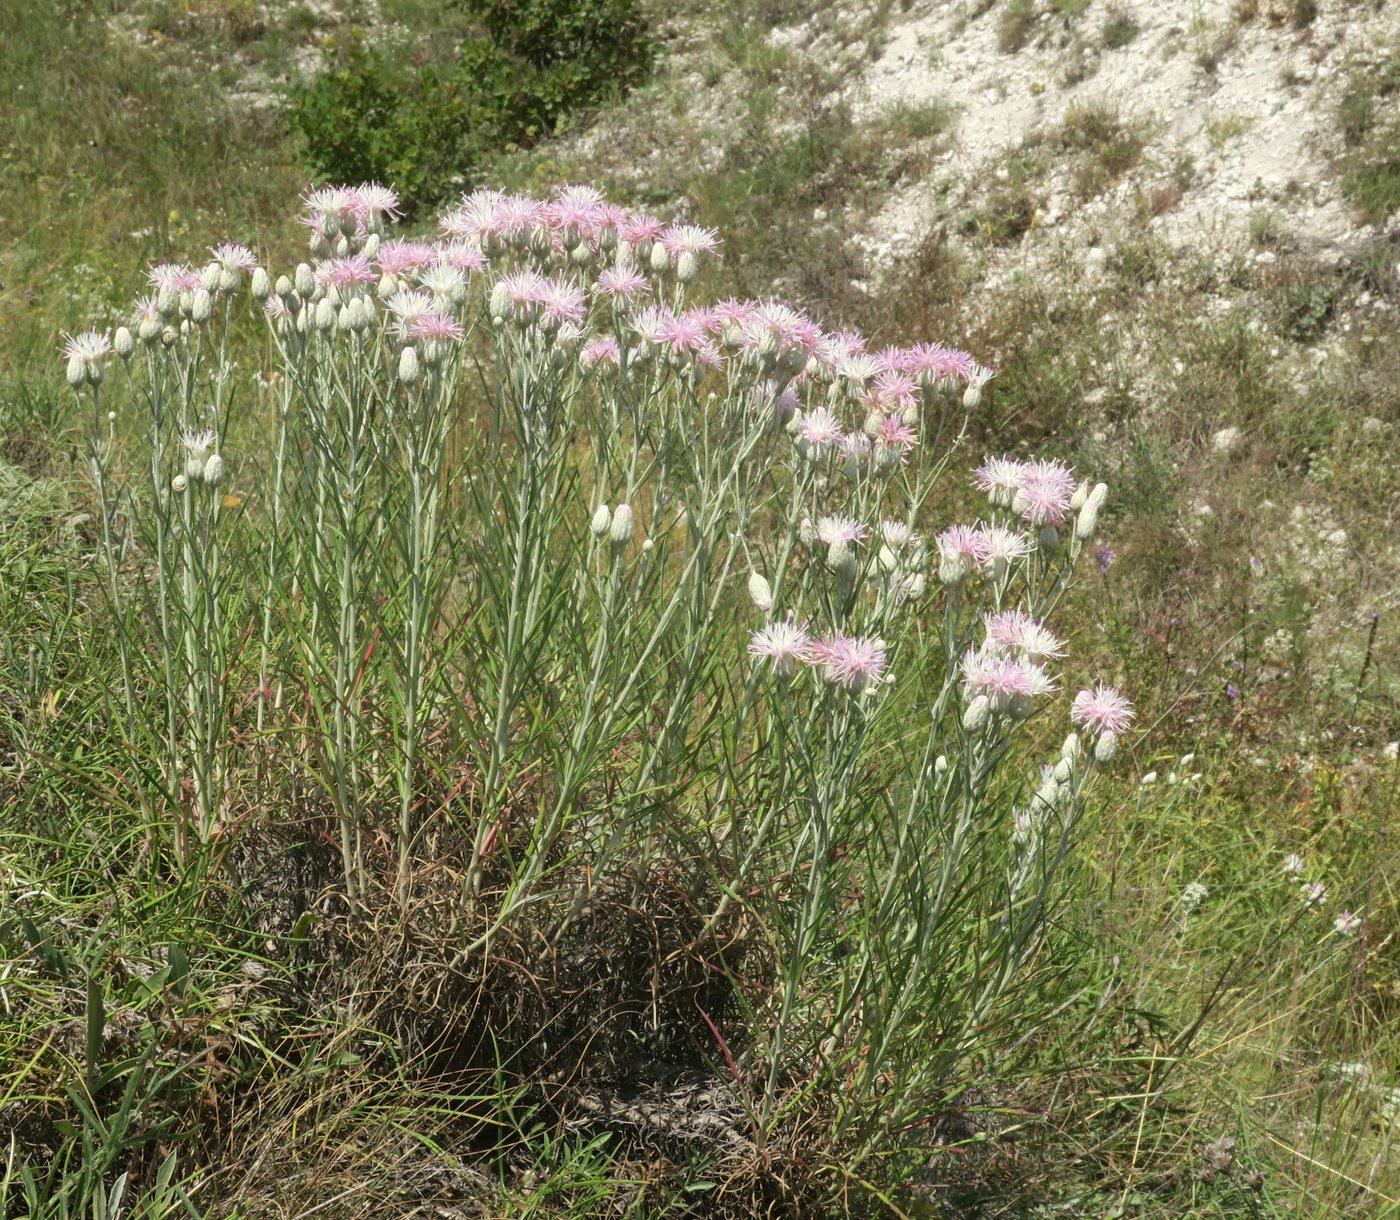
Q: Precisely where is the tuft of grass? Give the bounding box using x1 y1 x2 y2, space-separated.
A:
1101 5 1141 49
997 0 1038 54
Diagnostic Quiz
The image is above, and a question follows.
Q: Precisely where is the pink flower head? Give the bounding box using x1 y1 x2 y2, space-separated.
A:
489 194 547 243
315 254 377 289
547 184 605 241
748 618 812 677
974 524 1033 573
870 369 919 410
983 610 1064 660
385 289 433 335
210 242 257 274
498 269 545 312
346 181 400 230
709 297 760 341
581 336 621 367
657 309 715 359
961 649 1056 707
630 305 674 346
815 515 868 547
147 262 200 294
594 266 651 302
407 312 464 342
620 213 665 253
660 223 720 257
974 456 1026 507
300 185 356 236
873 345 913 374
438 240 487 274
439 189 503 240
880 520 920 549
937 525 985 565
376 240 438 278
1070 684 1134 736
873 415 918 451
812 631 887 692
1014 459 1076 527
537 278 586 327
796 407 845 453
908 342 975 384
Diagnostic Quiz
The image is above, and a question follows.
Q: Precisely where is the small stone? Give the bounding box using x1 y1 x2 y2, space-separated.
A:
1212 426 1242 453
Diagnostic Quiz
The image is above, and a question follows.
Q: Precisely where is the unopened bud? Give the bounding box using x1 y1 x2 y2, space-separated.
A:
200 262 222 294
590 504 612 537
1074 502 1099 541
398 346 419 383
610 503 635 545
962 695 991 733
171 474 188 493
113 327 134 360
294 263 315 298
313 297 336 332
66 355 86 388
1094 732 1119 763
191 289 213 323
203 453 225 486
748 572 773 611
251 267 272 301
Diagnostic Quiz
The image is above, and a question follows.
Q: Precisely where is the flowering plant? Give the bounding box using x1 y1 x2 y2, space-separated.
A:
68 180 1132 1182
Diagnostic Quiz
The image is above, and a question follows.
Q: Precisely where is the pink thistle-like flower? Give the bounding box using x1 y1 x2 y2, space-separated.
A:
385 289 434 335
498 269 546 310
489 194 547 243
983 610 1065 660
870 369 920 410
814 632 888 692
1070 684 1134 736
961 650 1046 702
376 240 438 278
581 336 621 367
147 262 200 293
315 254 378 289
974 524 1033 572
796 407 844 452
748 618 812 677
346 181 400 230
907 342 975 383
974 455 1025 505
657 310 711 356
815 515 868 547
438 240 487 273
594 266 651 302
880 520 920 549
937 525 986 565
407 313 464 342
660 223 720 257
537 278 586 327
873 345 913 373
1013 459 1077 526
873 415 918 451
439 189 503 240
300 185 355 236
61 330 112 363
1301 881 1328 907
620 213 665 254
708 297 760 339
210 242 257 274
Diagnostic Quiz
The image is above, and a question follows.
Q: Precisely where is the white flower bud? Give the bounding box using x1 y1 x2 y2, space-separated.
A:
66 355 86 387
294 263 315 298
1053 758 1074 784
1140 770 1158 786
171 474 188 493
251 267 272 300
363 233 381 260
202 453 225 486
113 327 134 360
650 242 669 273
748 572 773 612
962 383 981 409
878 545 899 573
398 346 419 383
590 503 612 537
313 297 336 332
610 504 635 546
186 456 205 480
641 538 654 553
138 314 162 343
1070 481 1090 511
156 285 180 316
962 695 991 732
934 755 948 774
676 251 698 282
275 274 294 298
1092 733 1117 763
200 262 222 294
798 518 818 547
1074 502 1099 541
1061 733 1082 765
191 289 214 323
489 282 511 321
1088 482 1108 510
1037 524 1060 551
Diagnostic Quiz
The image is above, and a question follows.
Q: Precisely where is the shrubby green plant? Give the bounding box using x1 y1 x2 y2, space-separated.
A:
289 1 650 215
